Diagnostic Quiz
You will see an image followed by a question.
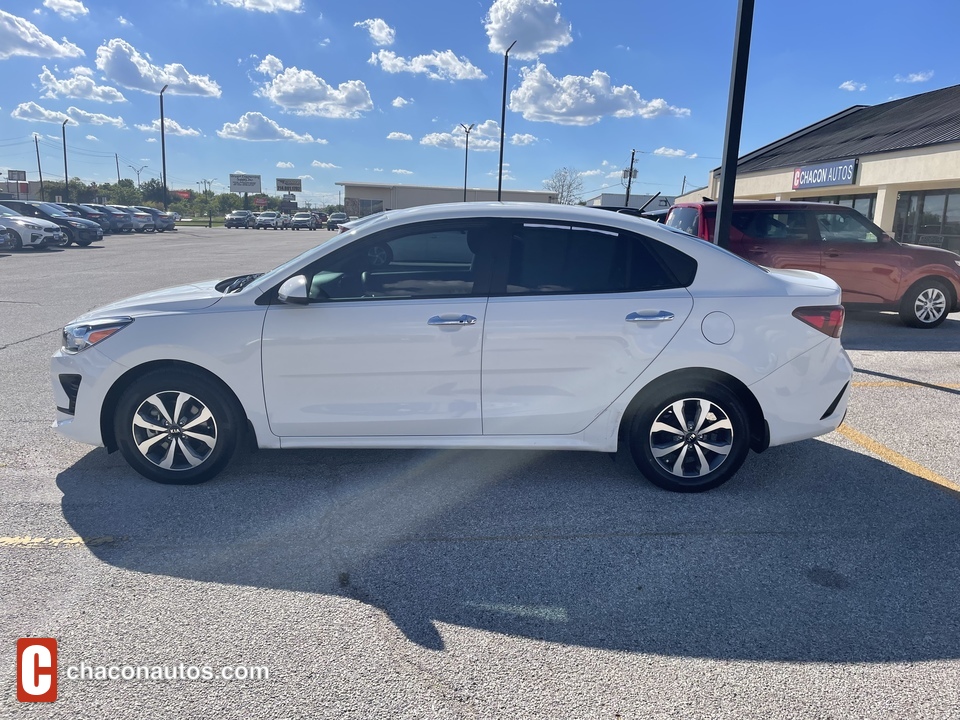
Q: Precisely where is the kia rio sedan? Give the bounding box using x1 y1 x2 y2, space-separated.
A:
51 203 853 492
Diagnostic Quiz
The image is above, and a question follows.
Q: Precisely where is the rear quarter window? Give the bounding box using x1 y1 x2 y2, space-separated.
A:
666 207 700 236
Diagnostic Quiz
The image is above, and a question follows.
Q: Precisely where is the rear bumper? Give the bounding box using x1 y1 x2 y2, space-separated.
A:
750 341 854 447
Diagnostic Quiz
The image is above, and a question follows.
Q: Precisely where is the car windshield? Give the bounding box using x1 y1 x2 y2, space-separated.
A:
294 213 311 218
36 202 68 217
0 204 23 217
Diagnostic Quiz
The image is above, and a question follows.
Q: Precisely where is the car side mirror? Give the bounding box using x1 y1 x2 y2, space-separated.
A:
277 275 310 305
880 233 894 243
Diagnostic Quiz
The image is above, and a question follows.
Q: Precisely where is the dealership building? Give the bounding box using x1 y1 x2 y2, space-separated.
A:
335 181 557 217
677 83 960 254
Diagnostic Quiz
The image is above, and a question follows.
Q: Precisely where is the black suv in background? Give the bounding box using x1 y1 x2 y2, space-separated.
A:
225 210 256 228
84 203 133 233
2 200 103 246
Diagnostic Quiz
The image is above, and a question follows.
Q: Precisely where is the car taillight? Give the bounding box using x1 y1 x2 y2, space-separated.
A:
792 306 844 338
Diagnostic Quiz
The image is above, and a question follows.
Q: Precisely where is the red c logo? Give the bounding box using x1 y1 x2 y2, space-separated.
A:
16 638 57 702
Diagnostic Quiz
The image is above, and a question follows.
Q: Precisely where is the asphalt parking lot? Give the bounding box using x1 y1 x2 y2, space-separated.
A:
2 227 960 718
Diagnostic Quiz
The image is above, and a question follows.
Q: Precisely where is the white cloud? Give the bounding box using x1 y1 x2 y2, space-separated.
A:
369 50 486 81
605 170 621 179
392 96 412 108
310 161 341 169
393 169 413 175
96 38 222 97
85 134 98 141
256 54 283 76
485 0 572 59
0 10 84 59
839 80 866 92
43 0 88 18
895 70 933 83
387 131 412 141
511 132 537 145
687 153 698 160
118 16 131 26
297 174 313 180
257 65 373 118
355 18 395 46
581 169 603 176
276 161 294 168
11 101 125 127
39 65 127 102
217 112 319 142
135 118 200 137
146 137 157 143
217 0 303 12
653 147 688 157
420 119 501 151
510 63 690 125
373 168 383 172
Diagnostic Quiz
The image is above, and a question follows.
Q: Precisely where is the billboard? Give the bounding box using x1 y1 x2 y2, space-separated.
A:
229 173 261 193
276 178 302 192
7 170 26 181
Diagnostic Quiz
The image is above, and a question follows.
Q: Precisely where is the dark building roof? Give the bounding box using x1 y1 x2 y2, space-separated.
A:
733 84 960 174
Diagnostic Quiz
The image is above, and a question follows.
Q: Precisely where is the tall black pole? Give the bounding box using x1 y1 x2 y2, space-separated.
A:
624 149 637 206
160 84 169 210
459 123 474 202
714 0 755 250
61 119 69 203
497 40 516 201
35 134 44 201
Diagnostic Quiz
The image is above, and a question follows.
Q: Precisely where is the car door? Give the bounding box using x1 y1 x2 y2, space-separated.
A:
481 220 694 436
727 208 821 273
814 209 903 303
261 219 495 437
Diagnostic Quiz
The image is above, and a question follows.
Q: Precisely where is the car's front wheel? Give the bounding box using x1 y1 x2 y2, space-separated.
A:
899 279 950 328
58 229 72 247
113 369 243 484
629 382 751 493
8 230 23 250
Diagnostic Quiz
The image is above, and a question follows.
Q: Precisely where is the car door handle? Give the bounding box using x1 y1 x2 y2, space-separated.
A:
427 314 477 326
626 311 675 323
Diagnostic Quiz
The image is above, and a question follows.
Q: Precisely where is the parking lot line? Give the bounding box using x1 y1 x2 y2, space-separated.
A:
852 380 960 390
837 424 960 493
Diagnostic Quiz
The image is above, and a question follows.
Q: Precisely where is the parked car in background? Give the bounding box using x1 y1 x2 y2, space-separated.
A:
225 210 256 229
111 205 155 233
135 206 176 232
58 203 111 232
255 211 282 230
86 203 133 233
291 212 317 230
0 203 64 249
51 202 853 492
279 212 291 229
665 200 960 328
1 199 102 246
314 211 328 224
326 212 348 230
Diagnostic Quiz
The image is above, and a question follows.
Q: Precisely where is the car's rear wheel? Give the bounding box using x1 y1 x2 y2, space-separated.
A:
899 279 950 328
629 383 750 493
113 369 243 485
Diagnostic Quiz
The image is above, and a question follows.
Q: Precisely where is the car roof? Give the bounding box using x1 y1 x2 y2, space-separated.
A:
670 200 858 212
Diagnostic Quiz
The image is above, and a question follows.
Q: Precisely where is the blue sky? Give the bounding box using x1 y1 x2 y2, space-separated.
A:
1 0 957 207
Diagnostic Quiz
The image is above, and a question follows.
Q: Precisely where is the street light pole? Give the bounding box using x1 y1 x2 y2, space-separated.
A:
497 40 516 201
61 119 69 203
128 164 147 188
459 123 474 202
159 84 169 210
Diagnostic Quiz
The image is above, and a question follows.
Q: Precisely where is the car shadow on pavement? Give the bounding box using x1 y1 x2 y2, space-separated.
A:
57 439 960 662
841 311 960 351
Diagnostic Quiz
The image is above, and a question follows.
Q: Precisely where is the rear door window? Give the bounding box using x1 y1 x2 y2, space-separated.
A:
666 207 700 236
731 210 812 243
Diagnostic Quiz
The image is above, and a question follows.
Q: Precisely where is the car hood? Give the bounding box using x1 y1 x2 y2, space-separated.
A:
900 241 960 266
0 215 61 231
70 279 225 322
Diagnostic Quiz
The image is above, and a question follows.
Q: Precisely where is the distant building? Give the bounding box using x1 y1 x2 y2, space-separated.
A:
336 181 557 216
583 193 675 211
677 83 960 252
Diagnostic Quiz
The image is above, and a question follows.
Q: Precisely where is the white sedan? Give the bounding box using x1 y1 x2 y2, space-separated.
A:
51 202 853 492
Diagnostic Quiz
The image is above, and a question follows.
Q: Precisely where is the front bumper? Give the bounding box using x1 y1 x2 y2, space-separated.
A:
51 346 124 448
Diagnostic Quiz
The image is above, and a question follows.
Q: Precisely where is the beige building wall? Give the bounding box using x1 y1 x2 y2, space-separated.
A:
338 182 557 212
691 142 960 232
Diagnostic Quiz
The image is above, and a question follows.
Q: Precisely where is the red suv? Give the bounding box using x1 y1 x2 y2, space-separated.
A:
666 201 960 328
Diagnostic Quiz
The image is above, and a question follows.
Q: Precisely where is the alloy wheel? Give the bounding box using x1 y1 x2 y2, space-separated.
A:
648 398 734 478
131 390 218 471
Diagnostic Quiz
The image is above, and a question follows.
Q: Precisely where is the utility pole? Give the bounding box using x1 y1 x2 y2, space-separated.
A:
497 40 517 201
35 134 44 201
129 164 147 188
459 123 474 202
61 119 69 203
160 84 169 210
115 153 121 184
624 149 637 206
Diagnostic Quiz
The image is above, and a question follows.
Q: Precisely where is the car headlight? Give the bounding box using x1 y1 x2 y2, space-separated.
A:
68 220 86 227
14 220 42 231
62 317 133 354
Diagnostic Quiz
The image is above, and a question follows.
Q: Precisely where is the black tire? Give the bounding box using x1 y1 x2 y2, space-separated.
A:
58 229 72 247
628 382 751 493
366 243 393 267
113 369 243 485
75 238 92 247
899 279 951 328
9 230 23 250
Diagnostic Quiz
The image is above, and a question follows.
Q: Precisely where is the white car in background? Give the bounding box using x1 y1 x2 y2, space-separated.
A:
51 202 853 492
0 202 64 249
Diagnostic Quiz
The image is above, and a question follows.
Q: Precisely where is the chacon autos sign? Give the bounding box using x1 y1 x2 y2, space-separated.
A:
792 158 858 190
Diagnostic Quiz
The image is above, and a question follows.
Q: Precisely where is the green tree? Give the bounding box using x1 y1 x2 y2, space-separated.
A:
140 178 165 204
